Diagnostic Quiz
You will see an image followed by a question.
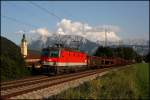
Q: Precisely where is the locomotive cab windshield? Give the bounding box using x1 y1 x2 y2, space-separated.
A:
41 48 59 57
50 50 59 57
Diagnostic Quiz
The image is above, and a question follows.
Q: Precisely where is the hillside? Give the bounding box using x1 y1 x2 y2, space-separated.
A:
50 63 149 99
0 36 31 81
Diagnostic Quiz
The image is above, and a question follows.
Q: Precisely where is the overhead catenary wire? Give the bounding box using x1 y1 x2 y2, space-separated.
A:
30 1 89 30
2 15 38 42
30 1 62 21
2 15 38 29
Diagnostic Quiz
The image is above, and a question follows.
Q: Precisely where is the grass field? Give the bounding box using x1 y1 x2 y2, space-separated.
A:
49 63 149 99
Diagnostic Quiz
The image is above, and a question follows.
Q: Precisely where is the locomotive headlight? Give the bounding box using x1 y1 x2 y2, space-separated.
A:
48 59 52 61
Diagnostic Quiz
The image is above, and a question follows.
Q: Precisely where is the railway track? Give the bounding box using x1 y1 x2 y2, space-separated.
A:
1 70 95 90
1 75 48 86
0 66 124 99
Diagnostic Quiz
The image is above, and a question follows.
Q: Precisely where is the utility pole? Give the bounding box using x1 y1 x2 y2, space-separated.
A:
104 28 107 47
83 22 85 36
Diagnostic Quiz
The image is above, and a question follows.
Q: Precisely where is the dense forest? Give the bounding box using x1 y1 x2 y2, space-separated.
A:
94 46 144 62
0 36 31 81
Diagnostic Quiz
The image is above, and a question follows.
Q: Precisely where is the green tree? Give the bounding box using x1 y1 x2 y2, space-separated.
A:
144 52 150 63
94 46 114 57
94 46 139 61
0 36 31 81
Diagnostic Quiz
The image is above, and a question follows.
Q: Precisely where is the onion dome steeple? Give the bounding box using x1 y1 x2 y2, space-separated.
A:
22 34 27 42
20 34 27 58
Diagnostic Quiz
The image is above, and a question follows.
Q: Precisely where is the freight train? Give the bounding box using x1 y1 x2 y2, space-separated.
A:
40 46 132 74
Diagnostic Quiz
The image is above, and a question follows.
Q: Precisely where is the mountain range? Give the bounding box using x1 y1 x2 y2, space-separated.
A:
28 35 99 55
28 35 149 56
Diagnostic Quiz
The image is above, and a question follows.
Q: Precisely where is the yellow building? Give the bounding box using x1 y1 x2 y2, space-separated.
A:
20 34 27 58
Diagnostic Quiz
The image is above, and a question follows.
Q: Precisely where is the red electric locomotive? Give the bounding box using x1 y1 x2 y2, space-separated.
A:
41 47 87 74
40 46 132 74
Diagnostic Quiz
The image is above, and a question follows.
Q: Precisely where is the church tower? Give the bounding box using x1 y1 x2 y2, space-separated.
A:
20 34 27 58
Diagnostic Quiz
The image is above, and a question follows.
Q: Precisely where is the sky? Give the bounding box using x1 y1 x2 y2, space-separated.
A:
1 1 149 45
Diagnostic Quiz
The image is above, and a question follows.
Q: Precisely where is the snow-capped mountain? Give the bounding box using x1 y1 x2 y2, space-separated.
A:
28 35 99 55
123 39 149 46
28 35 149 56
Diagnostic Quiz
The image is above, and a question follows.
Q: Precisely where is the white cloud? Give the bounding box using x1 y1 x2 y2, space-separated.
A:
57 18 121 42
22 18 121 43
16 30 25 34
29 28 53 43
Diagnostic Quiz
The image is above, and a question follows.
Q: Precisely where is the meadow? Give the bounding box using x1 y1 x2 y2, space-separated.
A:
49 63 149 99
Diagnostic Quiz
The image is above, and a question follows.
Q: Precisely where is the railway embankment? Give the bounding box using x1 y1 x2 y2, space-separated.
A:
49 63 149 99
1 65 127 99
